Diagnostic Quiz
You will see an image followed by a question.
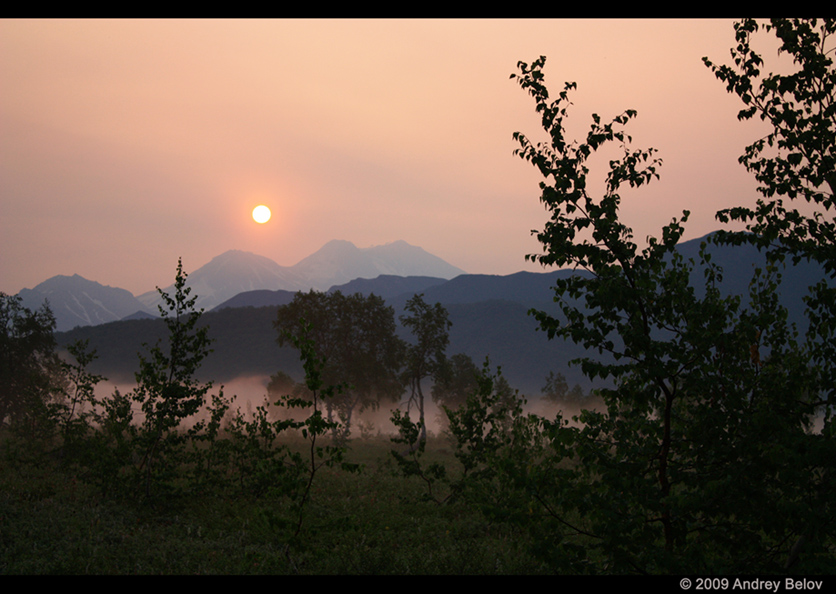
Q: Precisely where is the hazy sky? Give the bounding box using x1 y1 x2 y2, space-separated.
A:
1 19 773 296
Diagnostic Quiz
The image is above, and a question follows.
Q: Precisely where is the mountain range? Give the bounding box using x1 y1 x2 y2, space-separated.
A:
51 231 831 396
18 239 466 332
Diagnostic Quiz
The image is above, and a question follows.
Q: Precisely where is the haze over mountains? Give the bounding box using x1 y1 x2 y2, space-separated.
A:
18 239 466 332
49 231 830 396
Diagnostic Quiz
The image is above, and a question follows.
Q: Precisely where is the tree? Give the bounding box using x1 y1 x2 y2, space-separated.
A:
701 19 836 571
443 360 540 512
506 52 833 572
399 293 451 446
704 17 836 442
53 340 136 498
541 370 569 404
280 320 360 558
51 340 106 459
274 290 404 441
131 258 217 499
703 19 836 266
265 370 309 422
267 370 297 400
542 371 594 409
431 352 480 412
391 358 537 508
0 294 63 435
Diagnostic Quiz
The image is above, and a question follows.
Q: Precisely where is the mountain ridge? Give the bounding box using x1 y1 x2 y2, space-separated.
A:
17 239 466 331
52 231 832 394
20 231 829 334
18 274 154 332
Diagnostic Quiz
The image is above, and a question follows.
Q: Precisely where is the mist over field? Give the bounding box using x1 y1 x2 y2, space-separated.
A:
94 371 580 439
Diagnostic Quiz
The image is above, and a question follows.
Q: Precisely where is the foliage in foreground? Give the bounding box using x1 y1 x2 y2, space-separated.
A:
498 18 835 573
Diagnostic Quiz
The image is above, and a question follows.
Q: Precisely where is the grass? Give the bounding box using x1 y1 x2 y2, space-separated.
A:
0 434 551 574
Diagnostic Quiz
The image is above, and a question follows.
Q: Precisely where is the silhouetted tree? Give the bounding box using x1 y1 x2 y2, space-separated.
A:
400 293 451 446
131 258 217 499
274 290 404 441
503 36 834 571
0 294 63 436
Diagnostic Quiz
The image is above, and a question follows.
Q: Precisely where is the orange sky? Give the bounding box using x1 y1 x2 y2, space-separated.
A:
1 19 772 296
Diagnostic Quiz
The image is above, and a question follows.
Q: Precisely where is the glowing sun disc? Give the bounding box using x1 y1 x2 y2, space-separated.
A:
252 205 271 224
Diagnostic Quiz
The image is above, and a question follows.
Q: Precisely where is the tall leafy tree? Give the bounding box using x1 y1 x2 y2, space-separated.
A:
703 19 836 264
506 50 833 573
701 19 836 571
704 17 836 441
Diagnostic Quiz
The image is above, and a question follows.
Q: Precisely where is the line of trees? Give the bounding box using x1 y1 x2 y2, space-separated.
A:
272 289 491 447
0 268 501 501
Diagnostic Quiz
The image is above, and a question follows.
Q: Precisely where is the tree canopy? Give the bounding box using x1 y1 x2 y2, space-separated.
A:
274 290 404 439
704 19 836 267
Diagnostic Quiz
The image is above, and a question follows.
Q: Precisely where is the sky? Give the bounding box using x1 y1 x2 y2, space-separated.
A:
1 19 775 297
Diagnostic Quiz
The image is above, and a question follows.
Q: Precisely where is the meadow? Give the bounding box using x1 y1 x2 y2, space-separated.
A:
0 434 550 575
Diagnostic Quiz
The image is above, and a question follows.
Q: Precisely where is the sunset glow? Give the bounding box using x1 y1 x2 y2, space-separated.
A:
0 19 762 296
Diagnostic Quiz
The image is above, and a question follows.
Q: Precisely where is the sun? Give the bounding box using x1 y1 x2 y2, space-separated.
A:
252 205 271 224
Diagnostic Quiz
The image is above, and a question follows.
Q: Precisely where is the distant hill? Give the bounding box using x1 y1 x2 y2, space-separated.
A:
56 299 582 395
327 275 449 300
17 274 154 332
213 275 450 311
211 289 299 312
400 269 587 309
57 306 302 385
121 310 158 321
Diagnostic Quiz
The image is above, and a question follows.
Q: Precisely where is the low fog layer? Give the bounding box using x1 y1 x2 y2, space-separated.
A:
93 373 596 438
